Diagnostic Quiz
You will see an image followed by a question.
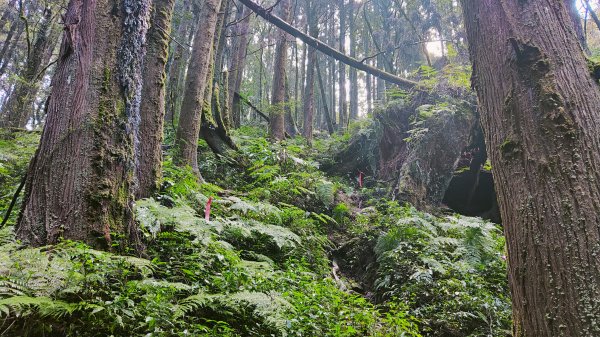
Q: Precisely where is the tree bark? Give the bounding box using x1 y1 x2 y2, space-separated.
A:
135 0 175 199
461 1 600 336
174 0 222 175
269 0 291 140
17 0 151 249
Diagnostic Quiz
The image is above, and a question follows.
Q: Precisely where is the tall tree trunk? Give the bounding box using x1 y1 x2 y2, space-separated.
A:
269 0 291 140
338 0 347 130
165 0 192 126
174 0 222 175
17 0 151 249
302 0 317 142
0 20 23 77
461 1 600 336
328 8 336 127
1 7 54 128
298 19 308 117
228 5 251 128
284 78 299 136
135 0 175 199
199 0 237 156
349 0 359 120
316 59 334 134
213 0 230 80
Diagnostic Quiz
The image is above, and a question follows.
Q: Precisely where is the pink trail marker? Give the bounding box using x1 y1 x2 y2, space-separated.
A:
205 197 213 221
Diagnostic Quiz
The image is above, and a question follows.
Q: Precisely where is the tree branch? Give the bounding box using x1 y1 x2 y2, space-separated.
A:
237 0 421 90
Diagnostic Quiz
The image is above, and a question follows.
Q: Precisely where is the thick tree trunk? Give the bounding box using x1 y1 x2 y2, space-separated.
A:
269 0 291 140
17 0 151 249
461 1 600 336
135 0 175 199
174 0 222 174
1 7 54 128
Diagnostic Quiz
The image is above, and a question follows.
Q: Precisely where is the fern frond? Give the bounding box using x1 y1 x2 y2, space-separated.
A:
315 179 336 206
0 296 73 319
0 278 31 297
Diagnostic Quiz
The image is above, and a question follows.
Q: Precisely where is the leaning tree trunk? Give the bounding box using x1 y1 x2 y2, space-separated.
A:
268 0 291 140
174 0 222 175
135 0 175 199
17 0 151 249
461 1 600 336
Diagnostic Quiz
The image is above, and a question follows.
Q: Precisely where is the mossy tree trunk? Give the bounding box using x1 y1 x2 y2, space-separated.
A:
135 0 175 199
461 1 600 336
17 0 151 249
268 0 291 141
174 0 222 175
199 0 237 157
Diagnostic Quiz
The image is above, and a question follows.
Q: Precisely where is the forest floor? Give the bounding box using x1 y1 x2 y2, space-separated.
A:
0 126 511 337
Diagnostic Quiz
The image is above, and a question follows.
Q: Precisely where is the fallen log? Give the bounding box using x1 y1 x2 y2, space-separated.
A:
237 0 421 90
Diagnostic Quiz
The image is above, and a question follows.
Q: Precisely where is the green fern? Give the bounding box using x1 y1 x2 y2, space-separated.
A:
0 295 98 319
175 291 293 336
314 179 336 206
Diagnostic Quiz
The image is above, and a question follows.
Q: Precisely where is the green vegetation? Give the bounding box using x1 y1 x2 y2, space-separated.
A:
0 127 510 336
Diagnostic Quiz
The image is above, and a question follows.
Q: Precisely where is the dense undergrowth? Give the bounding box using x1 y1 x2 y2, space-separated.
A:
0 125 511 336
